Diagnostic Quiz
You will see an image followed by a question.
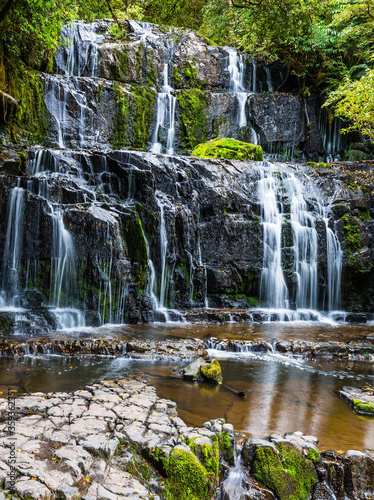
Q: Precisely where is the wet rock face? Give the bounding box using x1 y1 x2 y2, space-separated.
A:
41 19 330 159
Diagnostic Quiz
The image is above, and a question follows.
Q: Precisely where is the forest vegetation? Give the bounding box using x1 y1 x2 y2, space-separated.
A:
0 0 373 139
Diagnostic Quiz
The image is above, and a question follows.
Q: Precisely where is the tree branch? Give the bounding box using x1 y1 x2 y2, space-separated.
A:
103 0 120 26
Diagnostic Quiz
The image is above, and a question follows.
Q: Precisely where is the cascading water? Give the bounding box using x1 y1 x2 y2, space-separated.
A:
227 49 248 128
1 182 25 309
151 64 177 154
54 21 103 77
257 164 342 317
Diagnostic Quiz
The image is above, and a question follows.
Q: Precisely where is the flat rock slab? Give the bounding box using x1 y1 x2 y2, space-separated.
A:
339 386 374 416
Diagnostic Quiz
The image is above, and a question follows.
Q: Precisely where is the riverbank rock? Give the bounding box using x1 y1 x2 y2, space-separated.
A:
339 386 374 416
0 378 233 499
181 357 223 384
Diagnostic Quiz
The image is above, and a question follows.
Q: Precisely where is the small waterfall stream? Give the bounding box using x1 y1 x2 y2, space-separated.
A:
151 64 177 154
227 49 248 128
1 183 25 309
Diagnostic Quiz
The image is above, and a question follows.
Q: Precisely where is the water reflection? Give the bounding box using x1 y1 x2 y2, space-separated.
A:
1 350 373 451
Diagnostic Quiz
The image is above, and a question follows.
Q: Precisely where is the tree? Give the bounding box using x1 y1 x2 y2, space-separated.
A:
324 66 374 140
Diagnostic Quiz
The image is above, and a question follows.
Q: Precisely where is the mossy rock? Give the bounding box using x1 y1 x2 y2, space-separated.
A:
253 442 317 500
164 446 210 500
199 359 223 385
192 138 263 161
353 399 374 415
0 313 15 335
306 161 332 169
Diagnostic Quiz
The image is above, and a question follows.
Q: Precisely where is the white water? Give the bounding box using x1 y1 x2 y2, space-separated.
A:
0 183 25 308
227 49 249 128
151 64 176 154
55 21 103 77
257 165 342 313
219 445 247 499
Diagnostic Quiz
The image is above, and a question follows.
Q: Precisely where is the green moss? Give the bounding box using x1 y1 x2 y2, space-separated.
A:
130 84 156 149
227 293 259 306
176 89 208 150
192 138 263 161
165 448 209 500
353 399 374 414
110 84 129 149
125 457 152 481
5 69 47 143
341 215 361 254
306 161 332 169
125 212 148 292
173 66 182 88
253 443 317 500
306 448 321 464
107 47 129 82
349 182 359 193
189 440 219 477
358 209 371 220
136 42 143 75
199 359 223 384
220 430 234 462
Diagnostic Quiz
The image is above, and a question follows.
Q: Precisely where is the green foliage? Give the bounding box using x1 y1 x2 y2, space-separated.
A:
192 138 263 161
324 67 374 140
253 443 317 500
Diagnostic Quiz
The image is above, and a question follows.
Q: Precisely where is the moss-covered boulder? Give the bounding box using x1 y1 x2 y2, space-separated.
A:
199 359 223 384
192 138 263 161
253 442 317 500
339 386 374 416
182 357 223 384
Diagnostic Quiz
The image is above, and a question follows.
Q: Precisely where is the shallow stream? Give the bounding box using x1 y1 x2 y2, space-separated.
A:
1 322 373 452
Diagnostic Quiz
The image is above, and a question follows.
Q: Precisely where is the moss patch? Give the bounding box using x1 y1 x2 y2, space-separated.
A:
341 215 360 254
125 212 148 292
353 399 374 414
130 84 156 149
110 84 129 149
165 448 210 500
192 138 263 161
176 89 207 150
306 161 332 169
253 443 317 500
199 359 223 384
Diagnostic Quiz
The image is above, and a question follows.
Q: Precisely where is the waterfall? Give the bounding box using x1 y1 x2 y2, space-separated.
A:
251 58 257 93
257 164 342 313
264 67 274 92
227 49 248 127
1 183 25 308
49 205 85 329
54 21 103 77
219 445 248 499
258 169 289 309
151 64 177 154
